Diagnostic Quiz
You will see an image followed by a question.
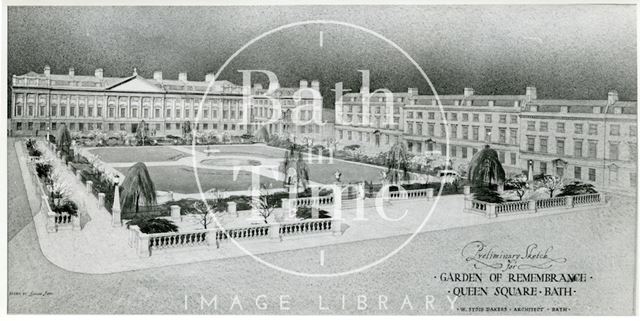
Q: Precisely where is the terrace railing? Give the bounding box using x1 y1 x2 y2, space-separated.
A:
130 217 339 257
466 193 605 218
279 218 333 236
284 195 335 209
536 197 567 210
495 200 531 215
572 193 602 206
387 188 434 200
214 225 271 242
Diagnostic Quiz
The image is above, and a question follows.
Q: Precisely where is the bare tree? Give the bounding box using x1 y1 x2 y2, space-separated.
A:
191 192 226 229
505 174 530 201
534 174 564 198
252 184 278 224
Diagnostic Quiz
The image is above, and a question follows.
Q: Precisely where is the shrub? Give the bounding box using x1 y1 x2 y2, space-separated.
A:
28 148 41 157
51 199 78 216
473 187 504 203
35 162 52 178
557 181 598 197
296 207 331 220
344 144 361 151
126 217 179 234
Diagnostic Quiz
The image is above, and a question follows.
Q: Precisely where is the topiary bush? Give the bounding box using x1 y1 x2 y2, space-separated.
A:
296 206 331 220
473 187 504 203
126 217 179 234
557 181 598 197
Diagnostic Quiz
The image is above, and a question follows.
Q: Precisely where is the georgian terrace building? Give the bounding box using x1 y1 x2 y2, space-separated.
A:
10 66 329 142
335 86 637 191
521 91 637 192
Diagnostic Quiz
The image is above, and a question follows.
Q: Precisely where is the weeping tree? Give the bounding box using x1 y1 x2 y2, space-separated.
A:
120 162 157 214
56 123 72 156
385 142 410 184
280 144 310 191
468 145 506 187
255 126 270 142
295 150 310 191
182 120 192 141
136 120 148 146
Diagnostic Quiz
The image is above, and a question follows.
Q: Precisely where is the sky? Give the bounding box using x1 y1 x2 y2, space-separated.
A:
7 5 638 108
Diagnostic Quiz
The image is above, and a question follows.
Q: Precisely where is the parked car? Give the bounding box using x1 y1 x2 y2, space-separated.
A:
437 170 461 184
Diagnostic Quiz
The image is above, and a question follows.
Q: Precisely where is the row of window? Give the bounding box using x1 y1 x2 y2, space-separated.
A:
526 120 636 136
13 121 252 132
525 136 636 161
405 123 519 143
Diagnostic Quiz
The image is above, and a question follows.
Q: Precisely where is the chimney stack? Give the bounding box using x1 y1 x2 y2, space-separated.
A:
68 67 75 77
94 68 103 79
463 87 474 97
526 86 537 100
44 65 51 77
311 80 319 91
178 72 188 82
408 87 418 96
608 90 618 105
253 83 263 91
153 71 163 82
205 73 215 83
299 80 308 88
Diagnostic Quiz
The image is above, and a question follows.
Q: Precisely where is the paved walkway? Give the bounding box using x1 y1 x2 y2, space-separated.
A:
17 139 604 274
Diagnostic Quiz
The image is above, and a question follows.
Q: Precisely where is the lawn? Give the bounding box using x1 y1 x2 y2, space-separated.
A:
308 159 385 184
114 165 281 193
88 146 191 163
197 145 284 159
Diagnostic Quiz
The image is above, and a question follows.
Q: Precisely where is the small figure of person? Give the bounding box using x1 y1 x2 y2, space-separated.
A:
334 169 342 183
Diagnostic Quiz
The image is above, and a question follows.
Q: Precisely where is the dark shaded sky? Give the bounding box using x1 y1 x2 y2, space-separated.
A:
7 5 637 108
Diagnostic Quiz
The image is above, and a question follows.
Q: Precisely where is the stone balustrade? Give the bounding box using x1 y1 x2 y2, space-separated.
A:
466 193 605 218
279 218 334 236
284 195 335 209
130 217 337 257
535 197 567 210
572 193 604 206
496 200 531 214
387 188 434 200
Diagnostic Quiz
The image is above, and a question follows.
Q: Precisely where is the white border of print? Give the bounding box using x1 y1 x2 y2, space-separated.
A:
0 1 638 321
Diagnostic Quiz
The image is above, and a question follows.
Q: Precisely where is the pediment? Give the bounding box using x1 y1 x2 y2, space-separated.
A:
107 76 165 93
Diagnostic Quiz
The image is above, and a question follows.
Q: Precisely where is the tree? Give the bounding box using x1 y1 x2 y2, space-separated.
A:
252 184 279 223
534 174 564 198
468 145 506 187
557 181 598 197
126 217 178 234
182 120 192 141
120 162 157 214
281 144 310 191
473 187 504 203
505 174 530 201
255 126 270 142
190 192 226 229
136 120 148 146
385 142 410 184
56 124 72 156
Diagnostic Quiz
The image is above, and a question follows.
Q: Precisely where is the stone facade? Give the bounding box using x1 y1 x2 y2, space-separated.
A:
335 86 637 191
